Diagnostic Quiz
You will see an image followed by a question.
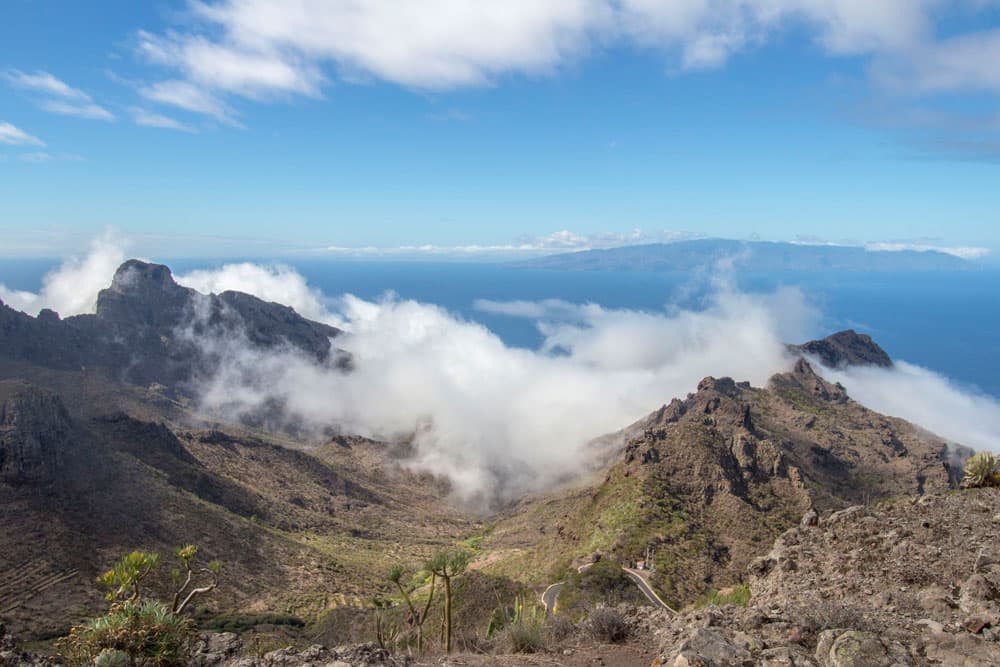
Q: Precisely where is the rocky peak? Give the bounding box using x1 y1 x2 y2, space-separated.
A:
790 329 893 368
769 358 849 403
96 260 196 329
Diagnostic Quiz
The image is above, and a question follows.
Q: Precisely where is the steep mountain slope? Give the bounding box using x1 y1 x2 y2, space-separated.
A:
483 335 965 608
0 260 976 649
0 372 475 640
0 262 475 640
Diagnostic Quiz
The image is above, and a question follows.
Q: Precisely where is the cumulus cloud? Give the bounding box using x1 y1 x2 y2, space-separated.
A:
0 121 45 146
129 1 1000 112
175 262 335 325
0 233 127 317
816 361 1000 455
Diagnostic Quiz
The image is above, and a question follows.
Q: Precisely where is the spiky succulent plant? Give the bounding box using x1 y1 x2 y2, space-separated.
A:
963 451 998 488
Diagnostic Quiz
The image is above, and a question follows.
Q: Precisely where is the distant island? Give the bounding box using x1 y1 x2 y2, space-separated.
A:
514 239 973 272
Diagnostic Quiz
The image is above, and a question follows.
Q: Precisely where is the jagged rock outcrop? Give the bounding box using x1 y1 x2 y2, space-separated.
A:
643 488 1000 666
0 382 74 485
789 329 893 369
0 260 345 392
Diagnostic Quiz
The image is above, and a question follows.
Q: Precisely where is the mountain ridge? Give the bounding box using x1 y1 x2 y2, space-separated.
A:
514 239 973 272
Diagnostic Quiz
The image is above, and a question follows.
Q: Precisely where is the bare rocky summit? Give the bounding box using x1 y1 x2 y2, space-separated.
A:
788 329 893 369
0 259 345 391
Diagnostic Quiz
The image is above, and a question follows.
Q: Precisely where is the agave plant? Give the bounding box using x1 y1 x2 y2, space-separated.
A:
963 451 998 488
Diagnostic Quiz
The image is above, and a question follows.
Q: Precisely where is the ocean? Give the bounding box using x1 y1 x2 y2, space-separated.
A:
3 258 999 398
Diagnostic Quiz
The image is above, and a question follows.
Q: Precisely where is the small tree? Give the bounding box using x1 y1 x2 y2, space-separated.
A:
388 565 436 652
98 550 160 602
426 549 472 654
59 545 220 666
170 545 221 614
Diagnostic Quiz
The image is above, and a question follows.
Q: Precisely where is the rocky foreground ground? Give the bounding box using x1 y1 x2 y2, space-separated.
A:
4 487 999 666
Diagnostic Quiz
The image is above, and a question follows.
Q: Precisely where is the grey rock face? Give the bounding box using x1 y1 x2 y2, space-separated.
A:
0 383 72 485
789 330 893 369
0 260 345 393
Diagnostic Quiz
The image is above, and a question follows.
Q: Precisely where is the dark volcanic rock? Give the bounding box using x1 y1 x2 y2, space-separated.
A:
0 260 344 392
0 382 73 485
790 329 893 369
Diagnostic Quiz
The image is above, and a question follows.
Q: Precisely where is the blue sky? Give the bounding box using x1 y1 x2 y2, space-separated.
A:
1 1 999 259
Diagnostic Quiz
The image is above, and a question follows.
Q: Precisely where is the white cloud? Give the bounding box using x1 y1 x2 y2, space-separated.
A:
129 107 197 132
322 228 701 258
139 79 239 125
39 99 115 122
133 1 977 88
864 242 991 260
5 69 115 121
0 121 44 146
4 69 91 99
817 360 1000 455
176 262 333 324
0 233 127 317
188 276 813 504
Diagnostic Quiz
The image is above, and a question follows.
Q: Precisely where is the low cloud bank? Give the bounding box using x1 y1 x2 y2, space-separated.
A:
192 284 809 504
4 240 999 504
817 361 1000 454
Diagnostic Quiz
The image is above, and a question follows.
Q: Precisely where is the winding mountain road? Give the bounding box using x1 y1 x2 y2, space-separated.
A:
540 562 675 615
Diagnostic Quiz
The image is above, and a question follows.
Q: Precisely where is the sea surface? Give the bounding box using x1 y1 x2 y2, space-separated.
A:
3 258 999 398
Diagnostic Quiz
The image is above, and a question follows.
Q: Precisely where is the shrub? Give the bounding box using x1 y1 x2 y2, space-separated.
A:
586 607 629 643
544 614 576 643
697 583 751 608
502 620 545 653
963 452 999 488
58 599 194 667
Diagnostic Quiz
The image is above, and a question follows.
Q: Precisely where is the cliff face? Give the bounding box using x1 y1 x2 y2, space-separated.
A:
0 382 74 486
0 260 344 391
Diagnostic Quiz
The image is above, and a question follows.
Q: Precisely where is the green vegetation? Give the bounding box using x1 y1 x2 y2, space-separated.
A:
57 546 220 666
556 559 648 620
427 548 472 653
193 610 305 633
59 598 194 667
694 583 751 608
963 451 999 488
387 563 436 651
486 594 546 653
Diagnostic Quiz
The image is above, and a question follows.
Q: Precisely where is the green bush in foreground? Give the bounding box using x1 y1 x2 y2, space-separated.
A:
58 546 220 666
59 599 194 667
963 451 999 488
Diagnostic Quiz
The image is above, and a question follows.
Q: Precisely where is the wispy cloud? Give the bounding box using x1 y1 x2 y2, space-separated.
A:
322 229 703 258
864 242 991 260
0 121 45 146
139 79 240 126
5 69 115 121
39 99 115 121
129 107 197 132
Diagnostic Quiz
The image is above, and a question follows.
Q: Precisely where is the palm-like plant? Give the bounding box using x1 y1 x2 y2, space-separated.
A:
963 451 999 488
